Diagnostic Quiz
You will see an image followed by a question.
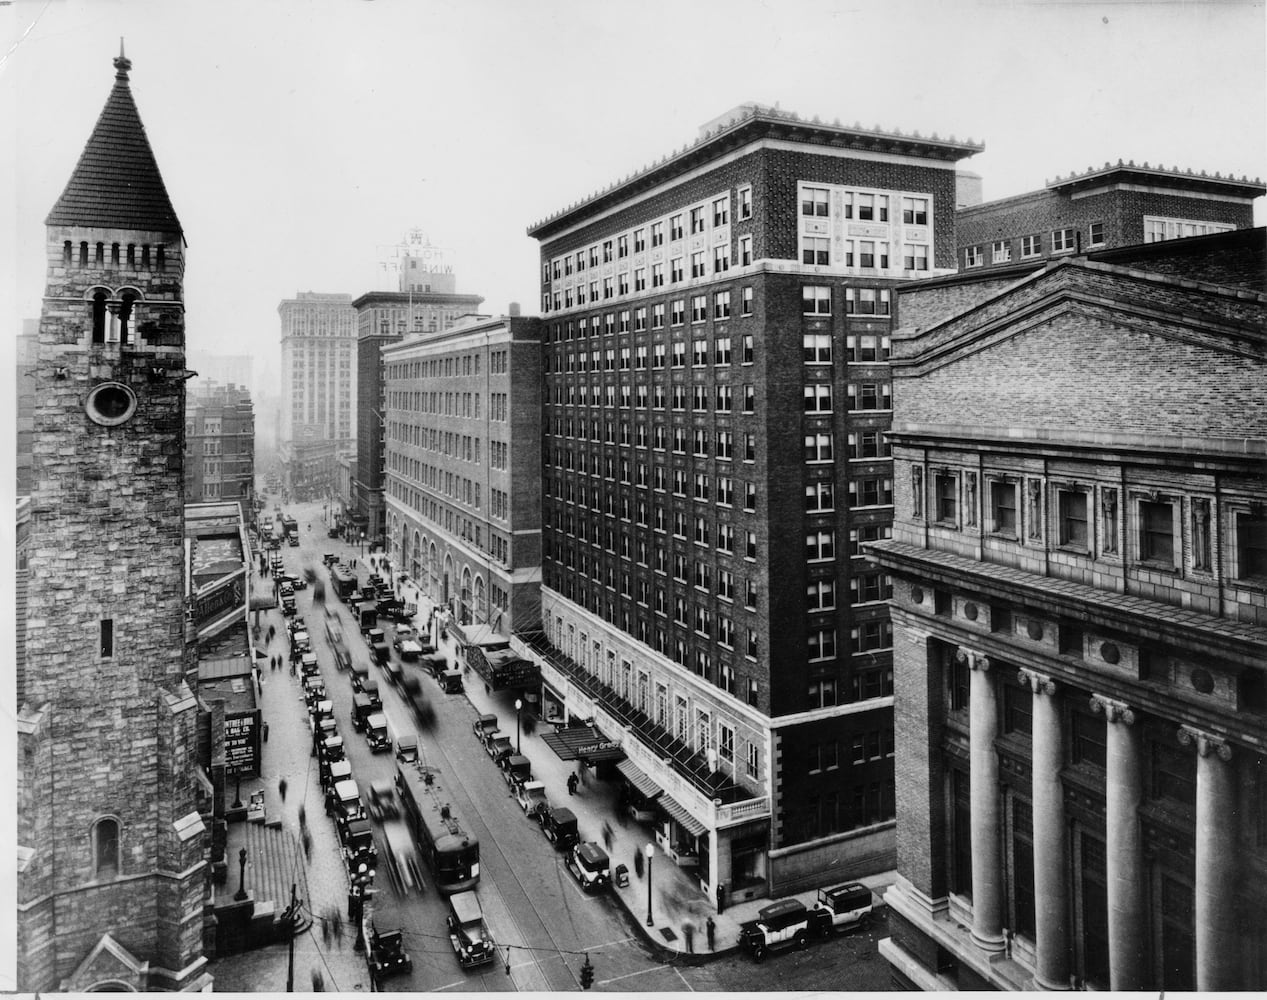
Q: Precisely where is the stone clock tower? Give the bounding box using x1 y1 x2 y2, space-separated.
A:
16 48 211 992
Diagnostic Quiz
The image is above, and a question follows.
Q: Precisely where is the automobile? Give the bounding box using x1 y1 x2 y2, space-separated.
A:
542 806 578 850
322 758 352 794
394 623 417 644
365 713 391 753
383 658 403 687
472 714 499 741
371 636 392 667
326 777 364 824
279 582 294 598
368 926 412 985
302 674 326 705
486 736 514 766
362 677 382 708
367 779 399 821
299 652 319 676
317 734 345 767
350 661 371 692
279 572 306 591
738 899 818 962
292 630 311 653
395 639 423 662
439 668 464 693
351 692 375 732
811 882 874 935
502 753 531 783
395 735 418 763
515 779 549 819
419 652 448 678
327 527 339 538
566 842 611 892
322 552 337 566
281 595 296 617
446 891 495 968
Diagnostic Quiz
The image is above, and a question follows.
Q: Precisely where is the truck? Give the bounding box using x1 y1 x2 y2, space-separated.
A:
281 515 298 544
542 806 578 851
566 841 611 892
811 882 875 935
370 630 392 667
515 779 549 820
365 712 391 753
737 898 819 962
358 603 378 635
445 891 495 968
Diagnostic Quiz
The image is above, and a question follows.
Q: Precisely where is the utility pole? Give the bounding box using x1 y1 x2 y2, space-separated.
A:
286 882 297 992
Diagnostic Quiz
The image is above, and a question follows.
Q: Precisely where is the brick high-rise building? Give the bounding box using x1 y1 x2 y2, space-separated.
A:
278 291 356 453
17 48 210 991
351 283 484 547
525 103 983 898
184 382 255 505
868 228 1267 991
955 160 1263 272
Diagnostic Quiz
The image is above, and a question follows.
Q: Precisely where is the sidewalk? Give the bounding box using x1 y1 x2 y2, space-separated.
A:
427 623 896 960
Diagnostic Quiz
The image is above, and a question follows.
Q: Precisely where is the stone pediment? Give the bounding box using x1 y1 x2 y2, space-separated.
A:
61 932 148 992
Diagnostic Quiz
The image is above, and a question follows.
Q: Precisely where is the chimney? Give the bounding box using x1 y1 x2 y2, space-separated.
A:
508 302 521 318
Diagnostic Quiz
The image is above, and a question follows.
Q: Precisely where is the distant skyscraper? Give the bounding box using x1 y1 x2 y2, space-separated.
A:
185 382 256 505
278 291 356 451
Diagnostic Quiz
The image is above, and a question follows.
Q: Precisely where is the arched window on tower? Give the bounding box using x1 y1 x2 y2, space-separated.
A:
111 243 120 266
92 817 120 878
92 291 109 344
156 244 165 270
95 242 104 266
79 241 89 266
118 291 137 346
63 241 73 265
141 245 150 268
126 244 135 267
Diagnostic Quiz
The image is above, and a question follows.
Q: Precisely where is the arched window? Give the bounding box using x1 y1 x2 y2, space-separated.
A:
460 567 473 624
63 241 73 265
93 817 120 878
126 244 135 267
111 243 120 266
92 291 109 344
155 244 165 270
95 242 104 266
118 291 137 346
79 241 89 266
474 575 486 619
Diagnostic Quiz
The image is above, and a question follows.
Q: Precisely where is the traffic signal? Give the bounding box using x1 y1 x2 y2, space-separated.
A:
580 955 594 990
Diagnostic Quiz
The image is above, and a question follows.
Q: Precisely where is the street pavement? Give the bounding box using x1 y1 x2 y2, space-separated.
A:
209 495 896 992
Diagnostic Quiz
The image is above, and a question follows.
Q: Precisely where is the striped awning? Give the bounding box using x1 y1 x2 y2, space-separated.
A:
658 792 707 837
616 758 664 801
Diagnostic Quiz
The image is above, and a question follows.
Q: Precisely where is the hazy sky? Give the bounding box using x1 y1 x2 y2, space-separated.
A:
3 0 1265 390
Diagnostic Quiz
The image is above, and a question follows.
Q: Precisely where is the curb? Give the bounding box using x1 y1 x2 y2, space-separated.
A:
607 883 741 964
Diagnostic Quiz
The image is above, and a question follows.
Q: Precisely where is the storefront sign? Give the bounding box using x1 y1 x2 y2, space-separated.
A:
224 712 258 776
194 574 245 632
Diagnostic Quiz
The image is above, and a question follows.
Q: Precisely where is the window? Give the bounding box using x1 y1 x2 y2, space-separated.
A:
1021 234 1041 258
738 186 752 219
1139 499 1175 565
802 286 831 315
803 333 832 364
802 186 829 217
991 480 1018 535
992 240 1012 263
808 628 836 661
651 222 664 247
93 817 120 878
633 228 646 253
617 234 629 258
634 267 646 292
935 473 958 524
741 286 753 315
651 303 665 329
746 741 759 778
739 235 753 266
902 244 929 271
804 384 832 412
691 295 708 323
1004 683 1032 736
670 299 685 326
1058 490 1089 549
1051 228 1076 253
100 618 114 658
719 723 735 762
901 197 928 225
1071 705 1106 768
1237 513 1267 581
1152 741 1195 804
803 237 830 265
853 620 893 651
856 192 876 221
807 579 836 611
1088 222 1105 247
670 214 684 241
805 481 834 512
714 291 731 320
847 334 891 362
806 530 835 561
715 337 732 366
965 246 983 267
1144 216 1235 243
690 206 706 234
713 196 729 227
670 257 684 283
690 250 706 278
651 262 665 288
602 240 613 263
714 244 730 273
742 334 754 364
804 433 833 463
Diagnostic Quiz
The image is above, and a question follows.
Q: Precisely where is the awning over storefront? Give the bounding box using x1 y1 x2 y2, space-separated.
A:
658 792 707 837
249 596 277 612
541 724 626 763
616 758 664 801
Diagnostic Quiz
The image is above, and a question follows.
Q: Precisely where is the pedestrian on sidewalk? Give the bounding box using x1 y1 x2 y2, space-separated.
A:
706 916 715 951
567 772 579 796
278 777 288 801
683 922 695 954
601 820 614 851
310 968 325 992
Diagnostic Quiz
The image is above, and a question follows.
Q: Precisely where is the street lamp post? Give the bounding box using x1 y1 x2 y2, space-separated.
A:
644 843 655 926
515 698 523 754
359 531 365 557
234 847 249 902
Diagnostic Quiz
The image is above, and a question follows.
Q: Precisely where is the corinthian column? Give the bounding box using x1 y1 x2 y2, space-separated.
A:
962 647 1004 952
1019 669 1069 988
1178 725 1238 992
1090 694 1145 990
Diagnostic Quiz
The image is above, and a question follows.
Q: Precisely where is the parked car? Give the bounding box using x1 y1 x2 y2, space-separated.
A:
567 842 611 892
811 882 874 934
472 714 499 741
439 667 464 693
486 736 514 766
542 806 578 851
395 735 418 763
515 779 549 820
738 899 818 962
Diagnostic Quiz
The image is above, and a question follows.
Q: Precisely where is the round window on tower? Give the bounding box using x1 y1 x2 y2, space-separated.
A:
85 381 138 427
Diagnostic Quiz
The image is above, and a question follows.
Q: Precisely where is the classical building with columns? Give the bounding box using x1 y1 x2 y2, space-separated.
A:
868 227 1267 991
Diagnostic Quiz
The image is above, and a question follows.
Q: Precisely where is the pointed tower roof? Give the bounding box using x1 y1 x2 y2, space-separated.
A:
45 43 182 235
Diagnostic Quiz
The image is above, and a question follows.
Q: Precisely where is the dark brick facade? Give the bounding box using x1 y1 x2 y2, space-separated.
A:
528 105 983 886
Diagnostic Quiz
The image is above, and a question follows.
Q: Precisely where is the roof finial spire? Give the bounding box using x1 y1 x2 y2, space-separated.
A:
114 38 131 80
